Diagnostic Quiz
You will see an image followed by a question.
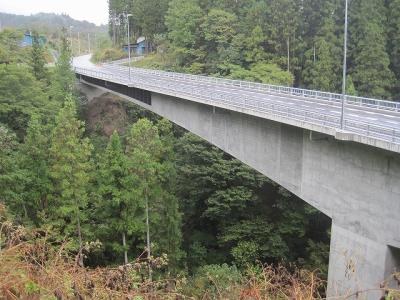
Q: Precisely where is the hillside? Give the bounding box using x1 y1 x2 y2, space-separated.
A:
0 12 107 34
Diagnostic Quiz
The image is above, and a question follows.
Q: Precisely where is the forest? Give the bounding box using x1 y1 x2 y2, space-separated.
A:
108 0 400 100
0 0 399 298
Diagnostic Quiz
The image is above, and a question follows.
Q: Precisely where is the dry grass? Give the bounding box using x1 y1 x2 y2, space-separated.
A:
0 209 324 300
1 204 398 300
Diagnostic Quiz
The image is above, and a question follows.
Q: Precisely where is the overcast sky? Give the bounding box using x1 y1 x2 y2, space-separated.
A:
0 0 109 25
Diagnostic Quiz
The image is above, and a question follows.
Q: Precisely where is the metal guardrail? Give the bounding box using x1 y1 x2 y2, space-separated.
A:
104 56 145 65
101 64 400 113
74 66 400 145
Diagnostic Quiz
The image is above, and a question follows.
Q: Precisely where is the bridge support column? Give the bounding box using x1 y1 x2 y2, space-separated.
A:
327 222 400 299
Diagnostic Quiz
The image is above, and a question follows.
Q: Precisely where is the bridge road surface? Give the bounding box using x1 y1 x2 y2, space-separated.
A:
73 55 400 146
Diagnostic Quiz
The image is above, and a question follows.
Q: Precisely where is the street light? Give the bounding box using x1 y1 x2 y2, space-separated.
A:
126 13 132 81
341 0 349 129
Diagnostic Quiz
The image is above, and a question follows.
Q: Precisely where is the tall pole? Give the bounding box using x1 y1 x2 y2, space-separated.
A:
341 0 349 129
88 33 91 53
127 14 132 81
69 26 73 53
77 31 81 55
146 198 152 281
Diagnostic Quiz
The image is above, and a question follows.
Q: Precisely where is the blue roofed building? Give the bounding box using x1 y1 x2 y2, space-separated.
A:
122 36 146 55
136 37 146 55
20 31 46 47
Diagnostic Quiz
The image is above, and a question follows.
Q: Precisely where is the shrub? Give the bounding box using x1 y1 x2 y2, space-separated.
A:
182 264 242 298
92 48 126 63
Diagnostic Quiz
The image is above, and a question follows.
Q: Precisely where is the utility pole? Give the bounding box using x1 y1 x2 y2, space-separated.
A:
69 26 73 53
341 0 349 130
127 14 132 81
88 32 91 53
112 12 116 46
313 44 316 63
287 37 290 72
78 31 81 55
146 198 152 282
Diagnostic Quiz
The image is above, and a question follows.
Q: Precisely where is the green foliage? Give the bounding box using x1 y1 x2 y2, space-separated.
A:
304 240 330 278
349 0 395 99
106 0 400 99
126 119 164 267
221 217 290 261
92 47 126 63
201 9 237 46
228 62 294 86
15 115 52 224
96 131 143 263
231 241 260 268
0 64 57 138
184 264 242 298
51 28 75 103
165 0 203 48
387 0 400 98
130 0 169 46
243 26 267 65
153 119 185 272
0 124 19 206
29 31 48 82
0 29 29 64
48 96 93 254
175 133 328 273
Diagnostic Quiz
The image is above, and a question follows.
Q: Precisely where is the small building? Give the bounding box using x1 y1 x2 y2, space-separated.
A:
20 31 46 47
136 37 146 55
122 36 146 55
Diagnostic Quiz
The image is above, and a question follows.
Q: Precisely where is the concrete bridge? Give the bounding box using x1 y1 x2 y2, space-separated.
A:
74 55 400 299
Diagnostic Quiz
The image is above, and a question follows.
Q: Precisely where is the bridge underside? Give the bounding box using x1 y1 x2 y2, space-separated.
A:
78 80 400 299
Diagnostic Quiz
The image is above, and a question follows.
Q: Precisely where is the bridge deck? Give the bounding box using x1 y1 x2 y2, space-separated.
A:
73 55 400 153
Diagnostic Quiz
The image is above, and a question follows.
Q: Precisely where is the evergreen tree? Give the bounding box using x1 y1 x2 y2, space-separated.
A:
126 119 163 280
165 0 205 68
243 26 267 65
29 31 48 82
0 64 56 138
165 0 203 49
17 115 51 225
301 0 342 92
263 0 301 72
49 96 93 265
387 0 400 98
52 28 75 103
0 125 20 213
131 0 169 49
97 131 143 264
349 0 395 99
302 38 342 92
154 119 184 273
200 9 238 72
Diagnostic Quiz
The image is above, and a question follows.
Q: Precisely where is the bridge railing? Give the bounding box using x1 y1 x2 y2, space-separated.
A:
103 56 145 65
101 64 400 113
74 66 400 145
